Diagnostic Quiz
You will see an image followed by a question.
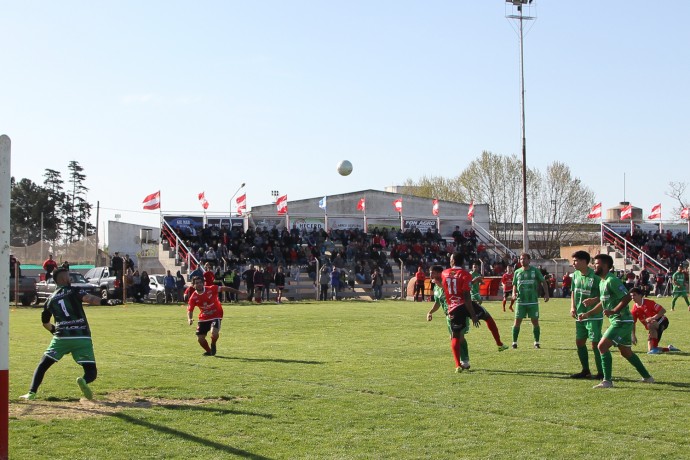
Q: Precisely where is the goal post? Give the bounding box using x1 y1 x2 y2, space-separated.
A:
1 134 11 460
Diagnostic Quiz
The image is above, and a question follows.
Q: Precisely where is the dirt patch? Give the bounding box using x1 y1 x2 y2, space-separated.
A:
10 389 247 422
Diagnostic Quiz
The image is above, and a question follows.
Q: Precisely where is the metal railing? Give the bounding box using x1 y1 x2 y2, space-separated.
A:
160 220 200 272
471 221 518 262
601 223 669 276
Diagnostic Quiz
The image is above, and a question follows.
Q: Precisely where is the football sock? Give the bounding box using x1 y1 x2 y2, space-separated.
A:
450 338 461 367
460 340 469 362
199 338 212 353
484 317 503 346
660 346 670 352
650 338 659 349
601 351 612 382
592 346 603 375
81 363 98 384
502 300 506 311
29 355 56 393
512 326 520 343
533 326 540 343
577 345 589 372
626 353 651 379
211 336 218 346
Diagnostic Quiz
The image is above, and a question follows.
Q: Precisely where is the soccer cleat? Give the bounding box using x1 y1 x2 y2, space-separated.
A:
647 348 661 355
511 343 518 349
460 361 471 370
76 377 93 400
498 344 509 352
19 391 36 400
640 376 655 383
534 342 541 349
668 345 681 352
592 380 613 389
202 351 213 356
211 343 217 356
570 370 592 379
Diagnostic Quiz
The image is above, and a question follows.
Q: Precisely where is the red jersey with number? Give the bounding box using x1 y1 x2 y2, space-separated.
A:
187 285 224 321
502 273 513 291
631 299 664 330
441 267 471 313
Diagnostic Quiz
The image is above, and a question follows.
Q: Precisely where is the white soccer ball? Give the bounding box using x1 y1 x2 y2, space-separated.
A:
657 294 662 298
337 160 353 176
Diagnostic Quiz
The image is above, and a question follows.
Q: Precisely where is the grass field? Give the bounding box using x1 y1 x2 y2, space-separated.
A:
7 297 690 459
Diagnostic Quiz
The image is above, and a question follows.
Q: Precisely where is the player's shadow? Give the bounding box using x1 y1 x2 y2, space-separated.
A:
111 411 274 459
477 368 574 379
214 356 325 365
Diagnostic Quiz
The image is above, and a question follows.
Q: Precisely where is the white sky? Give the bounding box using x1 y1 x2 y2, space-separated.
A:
3 1 689 240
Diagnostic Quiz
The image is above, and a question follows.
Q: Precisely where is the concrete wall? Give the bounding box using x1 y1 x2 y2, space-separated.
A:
107 221 160 268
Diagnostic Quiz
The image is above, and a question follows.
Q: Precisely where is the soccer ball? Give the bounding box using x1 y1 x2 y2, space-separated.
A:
657 294 662 298
337 160 353 176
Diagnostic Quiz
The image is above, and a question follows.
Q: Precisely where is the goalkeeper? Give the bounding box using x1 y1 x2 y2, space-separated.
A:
19 267 120 401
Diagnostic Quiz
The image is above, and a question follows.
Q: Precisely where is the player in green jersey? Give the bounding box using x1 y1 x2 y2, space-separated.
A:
670 265 689 311
511 253 549 349
470 263 483 305
578 254 653 389
569 250 603 379
19 267 118 401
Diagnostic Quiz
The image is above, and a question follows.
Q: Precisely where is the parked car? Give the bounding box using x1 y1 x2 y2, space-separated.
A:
9 276 37 306
34 272 100 304
83 266 120 299
144 275 166 304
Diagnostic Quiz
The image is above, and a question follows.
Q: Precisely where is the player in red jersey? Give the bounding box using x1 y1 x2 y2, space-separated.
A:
629 287 680 354
187 276 246 356
501 265 515 312
414 266 426 302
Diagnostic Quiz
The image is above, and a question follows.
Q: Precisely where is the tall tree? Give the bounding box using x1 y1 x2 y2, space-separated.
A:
10 178 56 246
42 168 66 242
65 161 94 242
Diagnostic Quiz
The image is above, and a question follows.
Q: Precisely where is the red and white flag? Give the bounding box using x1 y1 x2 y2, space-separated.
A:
142 191 160 210
393 198 402 213
276 194 288 215
681 207 689 220
198 192 209 210
432 199 439 216
620 204 632 220
647 203 661 220
587 202 602 219
236 194 247 216
467 200 475 219
357 198 366 212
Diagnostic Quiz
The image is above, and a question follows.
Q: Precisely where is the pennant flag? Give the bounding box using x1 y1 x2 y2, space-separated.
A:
236 194 247 216
467 200 475 219
357 197 366 211
198 192 209 210
276 194 288 215
648 203 661 220
432 199 439 216
587 202 602 219
319 196 327 210
620 204 632 220
393 198 402 213
681 207 689 220
142 191 160 210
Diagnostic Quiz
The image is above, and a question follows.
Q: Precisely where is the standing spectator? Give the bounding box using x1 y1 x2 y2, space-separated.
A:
274 266 286 304
9 254 20 278
330 267 341 300
42 254 58 281
131 270 142 302
242 264 256 303
371 267 384 301
670 265 689 311
124 254 135 272
140 271 151 303
561 272 572 298
175 271 186 302
654 272 666 296
253 266 265 303
318 264 330 301
163 270 176 303
111 252 123 281
263 266 273 301
222 268 236 302
414 266 426 302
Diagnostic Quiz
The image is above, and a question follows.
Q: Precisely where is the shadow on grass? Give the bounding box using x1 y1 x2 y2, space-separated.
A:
111 412 273 459
478 368 573 379
214 356 325 365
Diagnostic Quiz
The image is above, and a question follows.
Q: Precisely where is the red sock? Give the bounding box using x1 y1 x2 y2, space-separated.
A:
485 316 503 346
199 339 211 352
660 347 670 352
502 301 506 311
650 338 659 349
450 338 461 367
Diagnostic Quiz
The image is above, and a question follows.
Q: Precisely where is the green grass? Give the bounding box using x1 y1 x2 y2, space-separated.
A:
8 297 690 459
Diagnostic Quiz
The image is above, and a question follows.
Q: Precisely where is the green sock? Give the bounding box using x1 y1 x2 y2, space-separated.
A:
460 340 469 362
512 326 520 343
601 351 612 381
592 346 603 375
533 326 540 343
626 353 651 379
577 345 589 372
672 296 677 309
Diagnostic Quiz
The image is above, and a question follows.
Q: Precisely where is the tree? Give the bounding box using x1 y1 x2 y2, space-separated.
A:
42 168 66 242
65 161 95 242
666 181 687 220
10 178 56 246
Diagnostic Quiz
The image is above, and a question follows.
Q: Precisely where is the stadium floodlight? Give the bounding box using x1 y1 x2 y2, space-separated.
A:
229 182 246 216
505 0 536 253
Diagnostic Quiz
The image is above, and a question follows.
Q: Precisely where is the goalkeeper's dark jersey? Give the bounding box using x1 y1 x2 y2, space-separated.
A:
42 286 91 338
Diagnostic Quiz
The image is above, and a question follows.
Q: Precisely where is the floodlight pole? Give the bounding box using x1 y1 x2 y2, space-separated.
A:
1 135 11 460
229 182 246 217
506 0 536 253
